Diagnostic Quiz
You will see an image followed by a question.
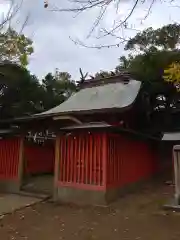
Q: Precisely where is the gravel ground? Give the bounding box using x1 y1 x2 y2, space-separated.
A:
0 180 179 240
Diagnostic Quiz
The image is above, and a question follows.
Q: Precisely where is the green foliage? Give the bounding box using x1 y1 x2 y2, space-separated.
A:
0 64 77 119
0 63 44 118
42 69 77 110
115 55 133 72
114 24 180 131
163 62 180 90
125 50 180 82
94 71 111 79
0 28 33 67
125 24 180 51
116 24 180 85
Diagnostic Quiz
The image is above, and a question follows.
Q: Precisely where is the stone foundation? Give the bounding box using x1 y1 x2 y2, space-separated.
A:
163 198 180 212
0 180 21 194
54 187 107 206
53 178 154 206
53 181 145 206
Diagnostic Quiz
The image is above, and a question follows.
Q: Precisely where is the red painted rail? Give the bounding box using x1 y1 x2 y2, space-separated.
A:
0 138 20 180
58 132 105 189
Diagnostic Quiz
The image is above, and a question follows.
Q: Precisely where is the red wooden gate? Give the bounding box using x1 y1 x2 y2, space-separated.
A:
58 132 106 190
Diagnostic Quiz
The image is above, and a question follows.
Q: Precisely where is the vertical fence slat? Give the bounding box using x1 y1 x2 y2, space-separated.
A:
114 138 117 184
0 141 1 176
107 137 109 186
99 135 102 186
66 137 70 182
62 138 66 182
93 134 96 185
109 137 112 185
73 136 77 183
81 136 85 184
117 137 120 183
70 136 73 183
89 134 93 185
59 138 63 182
65 138 68 182
102 133 106 187
5 140 7 176
0 138 20 180
85 134 89 184
77 136 80 183
97 134 101 185
58 132 115 189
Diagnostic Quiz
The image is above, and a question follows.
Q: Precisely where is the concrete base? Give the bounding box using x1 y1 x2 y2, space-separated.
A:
0 180 20 194
54 187 107 206
105 181 146 203
54 180 147 206
163 198 180 212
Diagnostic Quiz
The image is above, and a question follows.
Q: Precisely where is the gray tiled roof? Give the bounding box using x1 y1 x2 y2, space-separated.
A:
39 79 141 116
162 132 180 141
60 122 111 130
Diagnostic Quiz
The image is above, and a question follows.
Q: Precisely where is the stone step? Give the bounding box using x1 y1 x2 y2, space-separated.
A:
18 190 51 200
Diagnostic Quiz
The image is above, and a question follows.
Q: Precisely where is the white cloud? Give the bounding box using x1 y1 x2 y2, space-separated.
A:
0 0 10 17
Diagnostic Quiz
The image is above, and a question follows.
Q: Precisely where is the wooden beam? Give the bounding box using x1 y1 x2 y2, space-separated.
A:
53 115 82 125
18 136 24 190
102 133 107 190
173 145 180 204
54 135 60 199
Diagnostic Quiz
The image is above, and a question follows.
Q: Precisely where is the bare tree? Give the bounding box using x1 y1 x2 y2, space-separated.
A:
45 0 180 48
0 0 23 31
0 1 33 66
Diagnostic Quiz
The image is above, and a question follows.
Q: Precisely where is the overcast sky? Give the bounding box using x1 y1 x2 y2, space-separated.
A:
0 0 180 80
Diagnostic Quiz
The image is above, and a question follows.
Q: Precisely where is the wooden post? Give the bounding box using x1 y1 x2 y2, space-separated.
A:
54 135 60 199
102 133 107 190
173 145 180 205
18 136 24 190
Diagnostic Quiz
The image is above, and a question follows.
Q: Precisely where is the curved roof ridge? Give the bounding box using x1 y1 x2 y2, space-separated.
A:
37 79 141 117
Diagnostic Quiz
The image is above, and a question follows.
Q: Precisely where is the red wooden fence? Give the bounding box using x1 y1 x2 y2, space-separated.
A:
106 134 159 188
0 133 160 190
57 132 160 191
24 144 55 175
0 138 20 180
58 133 106 189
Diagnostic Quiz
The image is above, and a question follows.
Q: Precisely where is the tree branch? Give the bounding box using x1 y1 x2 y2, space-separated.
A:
0 0 23 31
48 0 173 49
69 35 127 49
50 0 105 13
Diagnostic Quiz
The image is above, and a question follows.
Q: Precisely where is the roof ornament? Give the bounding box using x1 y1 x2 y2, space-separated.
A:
77 68 88 85
90 75 94 79
33 132 37 142
44 0 48 8
110 71 115 76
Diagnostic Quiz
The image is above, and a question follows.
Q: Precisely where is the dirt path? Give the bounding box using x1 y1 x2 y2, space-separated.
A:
0 181 179 240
